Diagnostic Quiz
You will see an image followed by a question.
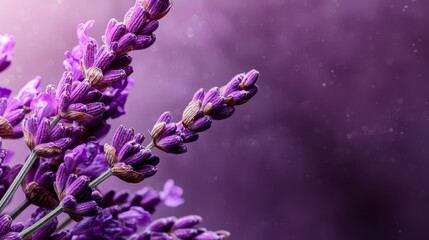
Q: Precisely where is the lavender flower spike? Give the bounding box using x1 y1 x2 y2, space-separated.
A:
71 205 151 240
54 163 102 220
104 125 159 183
151 70 260 154
101 178 184 213
132 215 230 240
0 34 15 73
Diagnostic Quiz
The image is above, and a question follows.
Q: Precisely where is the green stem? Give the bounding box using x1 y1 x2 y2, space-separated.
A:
146 141 154 150
10 199 30 220
89 169 112 188
0 151 38 213
19 204 63 239
56 216 73 231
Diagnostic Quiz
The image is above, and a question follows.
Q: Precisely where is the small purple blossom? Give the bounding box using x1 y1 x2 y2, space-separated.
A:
15 77 42 108
63 140 109 180
101 179 183 213
0 34 15 73
160 179 184 208
63 20 96 80
0 77 41 139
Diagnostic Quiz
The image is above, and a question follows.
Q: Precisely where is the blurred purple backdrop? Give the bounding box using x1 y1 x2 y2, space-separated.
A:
1 0 429 239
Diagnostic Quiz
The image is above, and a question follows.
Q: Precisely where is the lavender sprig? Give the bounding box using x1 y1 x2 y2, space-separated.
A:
101 179 184 211
57 178 183 231
132 215 230 240
150 70 259 154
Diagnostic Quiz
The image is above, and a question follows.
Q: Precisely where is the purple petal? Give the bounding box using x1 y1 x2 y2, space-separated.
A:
14 76 42 107
160 179 184 208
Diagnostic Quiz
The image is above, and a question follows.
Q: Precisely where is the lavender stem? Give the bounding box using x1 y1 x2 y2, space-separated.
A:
56 217 73 231
89 169 112 188
10 199 30 219
146 141 155 149
0 151 38 213
19 204 63 239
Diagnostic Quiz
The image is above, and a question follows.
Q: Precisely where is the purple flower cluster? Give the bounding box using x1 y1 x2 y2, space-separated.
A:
0 0 259 239
100 179 184 212
70 180 179 239
151 70 259 154
0 77 41 139
105 125 159 183
54 163 102 220
132 215 230 240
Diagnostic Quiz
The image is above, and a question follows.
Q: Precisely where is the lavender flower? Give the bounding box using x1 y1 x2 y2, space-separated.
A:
54 164 102 220
101 179 184 212
159 179 184 207
104 125 159 183
23 208 70 240
63 20 96 81
0 138 21 198
0 214 23 240
22 116 73 158
0 34 15 73
71 205 150 240
0 77 41 139
24 209 56 240
63 140 109 180
71 179 181 239
22 140 108 210
23 159 58 209
132 215 230 240
141 0 172 20
151 70 259 154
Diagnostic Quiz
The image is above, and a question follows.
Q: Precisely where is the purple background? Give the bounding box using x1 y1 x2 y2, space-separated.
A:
1 0 429 239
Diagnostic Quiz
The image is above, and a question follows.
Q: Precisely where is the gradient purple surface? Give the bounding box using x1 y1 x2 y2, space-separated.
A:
1 0 429 239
